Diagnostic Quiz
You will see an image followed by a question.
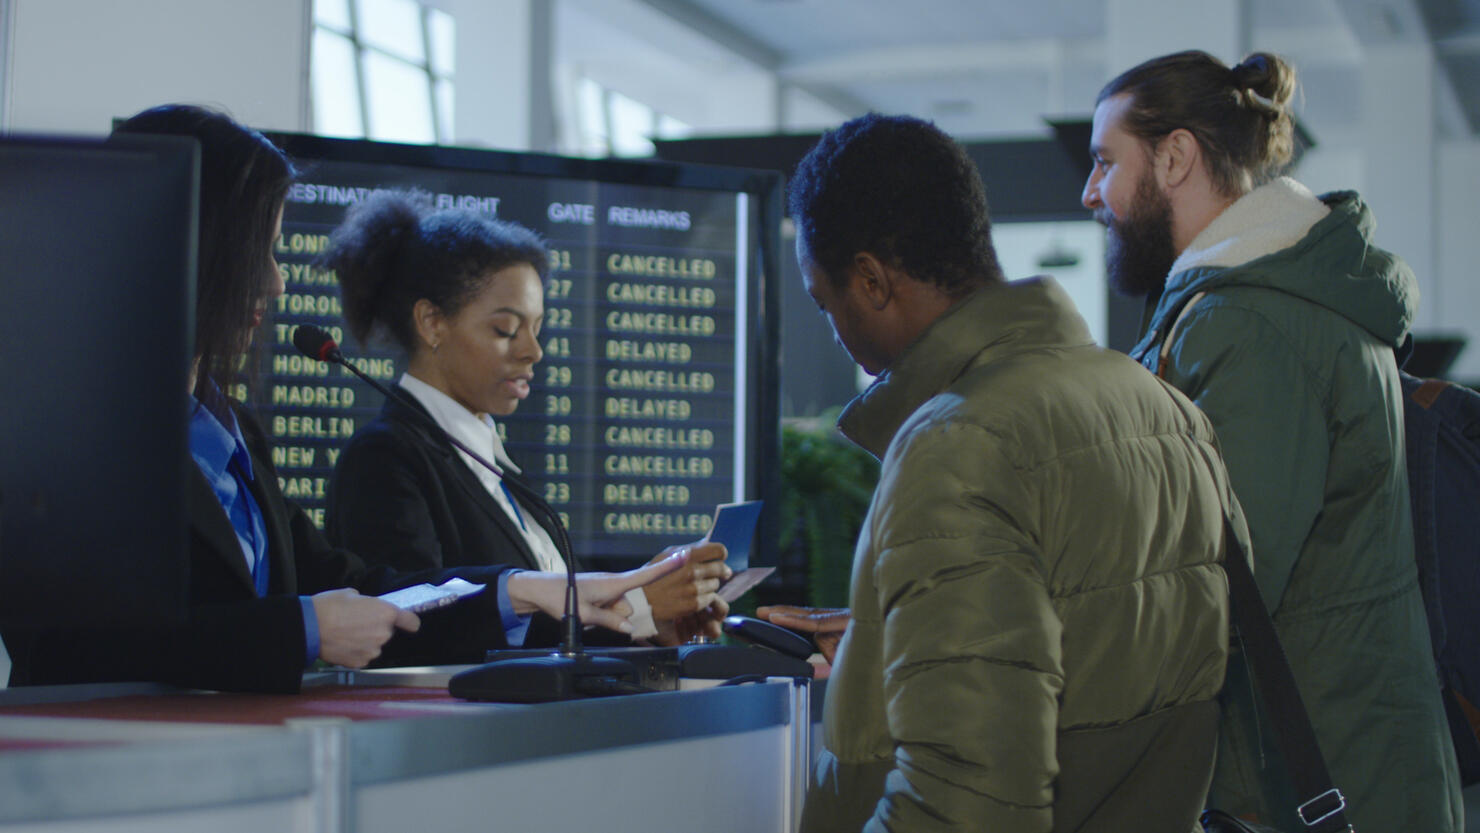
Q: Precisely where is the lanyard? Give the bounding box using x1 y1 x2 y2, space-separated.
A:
499 479 528 531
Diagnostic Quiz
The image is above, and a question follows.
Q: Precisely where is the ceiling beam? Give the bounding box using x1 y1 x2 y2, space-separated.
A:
777 26 1365 90
627 0 873 121
1249 24 1365 65
1436 31 1480 56
1333 0 1432 44
780 38 1104 85
1334 0 1471 136
627 0 782 69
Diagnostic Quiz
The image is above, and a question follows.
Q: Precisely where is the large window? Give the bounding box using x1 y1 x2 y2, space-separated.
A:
311 0 454 144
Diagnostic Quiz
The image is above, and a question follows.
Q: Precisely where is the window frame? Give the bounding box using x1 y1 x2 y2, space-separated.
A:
310 0 453 144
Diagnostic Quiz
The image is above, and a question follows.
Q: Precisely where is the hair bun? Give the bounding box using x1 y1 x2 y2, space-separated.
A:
1231 52 1295 113
322 191 427 344
1230 55 1265 89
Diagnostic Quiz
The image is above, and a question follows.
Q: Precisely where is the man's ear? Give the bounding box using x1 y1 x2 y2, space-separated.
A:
852 252 894 310
1158 128 1200 189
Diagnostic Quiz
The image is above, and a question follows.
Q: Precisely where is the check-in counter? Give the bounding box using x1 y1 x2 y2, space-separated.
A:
0 670 811 833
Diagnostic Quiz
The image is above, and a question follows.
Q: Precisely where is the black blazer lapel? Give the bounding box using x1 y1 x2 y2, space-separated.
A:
383 392 546 573
241 448 298 596
501 469 584 573
232 403 299 596
186 462 257 593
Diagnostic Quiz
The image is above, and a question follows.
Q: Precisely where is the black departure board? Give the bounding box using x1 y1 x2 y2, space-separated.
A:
252 135 780 567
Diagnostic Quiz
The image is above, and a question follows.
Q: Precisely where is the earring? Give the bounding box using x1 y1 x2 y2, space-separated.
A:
432 341 440 353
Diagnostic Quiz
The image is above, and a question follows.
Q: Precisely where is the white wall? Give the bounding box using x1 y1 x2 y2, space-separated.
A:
452 0 538 150
1290 146 1363 197
1436 141 1480 381
1360 45 1439 332
1297 61 1477 383
4 0 309 135
780 86 848 134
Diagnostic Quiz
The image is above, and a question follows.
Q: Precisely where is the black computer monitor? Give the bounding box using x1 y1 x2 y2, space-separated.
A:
0 134 198 629
256 133 783 572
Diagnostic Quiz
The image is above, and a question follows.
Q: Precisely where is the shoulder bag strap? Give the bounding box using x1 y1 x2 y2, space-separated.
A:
1222 519 1354 831
1156 290 1354 829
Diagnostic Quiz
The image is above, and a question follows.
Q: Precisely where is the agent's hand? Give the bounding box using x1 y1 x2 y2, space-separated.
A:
641 541 731 622
312 588 421 668
507 550 689 635
685 596 731 641
755 605 850 664
653 596 731 646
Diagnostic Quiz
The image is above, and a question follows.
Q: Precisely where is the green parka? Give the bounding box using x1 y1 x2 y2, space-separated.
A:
1128 179 1462 832
803 277 1240 833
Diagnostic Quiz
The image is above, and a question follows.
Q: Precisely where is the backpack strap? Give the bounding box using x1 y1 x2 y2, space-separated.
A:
1156 291 1208 380
1410 378 1451 410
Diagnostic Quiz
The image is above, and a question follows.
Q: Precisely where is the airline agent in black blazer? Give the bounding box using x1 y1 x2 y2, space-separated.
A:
321 191 731 646
329 389 615 648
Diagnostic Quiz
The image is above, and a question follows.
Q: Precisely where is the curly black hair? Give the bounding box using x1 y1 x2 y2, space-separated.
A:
322 190 550 353
787 113 1003 297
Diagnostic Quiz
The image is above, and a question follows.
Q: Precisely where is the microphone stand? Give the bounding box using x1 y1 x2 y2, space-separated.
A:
292 325 642 700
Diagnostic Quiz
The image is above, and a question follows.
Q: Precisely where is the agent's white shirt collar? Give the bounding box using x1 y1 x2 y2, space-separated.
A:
398 372 522 476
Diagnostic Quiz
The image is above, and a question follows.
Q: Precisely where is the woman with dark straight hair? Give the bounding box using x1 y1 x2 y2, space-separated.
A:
117 105 294 400
3 105 686 693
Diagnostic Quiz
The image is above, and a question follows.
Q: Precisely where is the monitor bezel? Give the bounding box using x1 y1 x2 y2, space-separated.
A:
260 131 785 572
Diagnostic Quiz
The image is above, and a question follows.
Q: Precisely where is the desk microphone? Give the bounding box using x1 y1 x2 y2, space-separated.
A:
292 324 638 700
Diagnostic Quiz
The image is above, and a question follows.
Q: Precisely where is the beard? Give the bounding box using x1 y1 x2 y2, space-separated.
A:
1102 171 1176 298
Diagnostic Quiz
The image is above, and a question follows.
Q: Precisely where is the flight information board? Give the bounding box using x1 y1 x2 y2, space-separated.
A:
253 136 780 566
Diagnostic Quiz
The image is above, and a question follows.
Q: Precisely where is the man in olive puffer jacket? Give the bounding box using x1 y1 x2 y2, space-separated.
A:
783 113 1246 833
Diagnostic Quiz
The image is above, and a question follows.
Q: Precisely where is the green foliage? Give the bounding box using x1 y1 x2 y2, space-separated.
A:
779 417 880 608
